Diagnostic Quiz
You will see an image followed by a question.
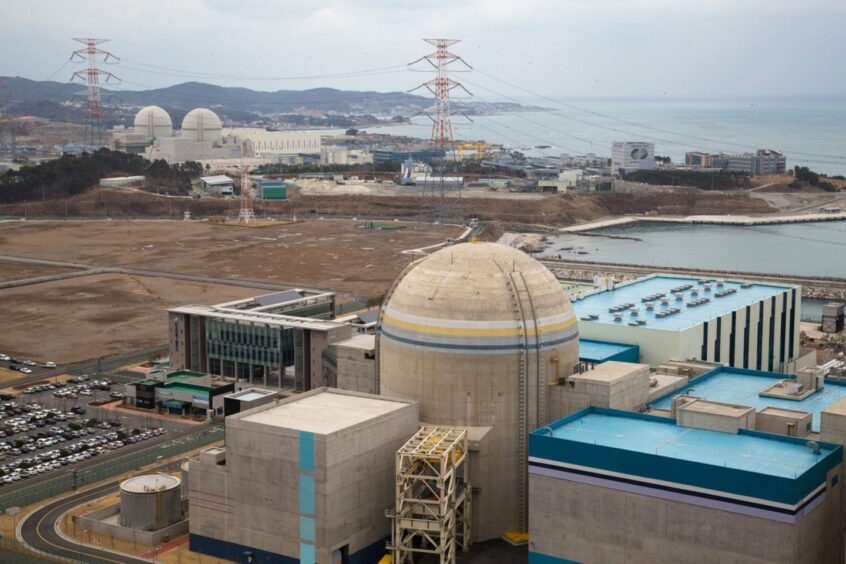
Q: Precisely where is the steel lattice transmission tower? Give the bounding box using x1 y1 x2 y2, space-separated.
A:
238 141 256 224
408 39 472 226
70 38 120 148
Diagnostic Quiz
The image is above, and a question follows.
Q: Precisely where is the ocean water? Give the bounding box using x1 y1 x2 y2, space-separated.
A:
337 96 846 176
539 221 846 279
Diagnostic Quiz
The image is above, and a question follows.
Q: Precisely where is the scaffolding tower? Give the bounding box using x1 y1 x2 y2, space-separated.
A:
388 426 471 564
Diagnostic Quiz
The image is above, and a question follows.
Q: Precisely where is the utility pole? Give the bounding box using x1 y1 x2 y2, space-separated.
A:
408 39 472 226
70 38 120 149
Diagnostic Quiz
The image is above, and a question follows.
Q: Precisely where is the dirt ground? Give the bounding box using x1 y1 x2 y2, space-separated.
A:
0 273 260 363
0 219 460 294
0 219 460 362
0 261 75 282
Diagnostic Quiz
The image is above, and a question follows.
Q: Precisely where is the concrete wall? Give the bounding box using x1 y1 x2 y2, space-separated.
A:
189 391 418 563
79 503 189 546
529 467 842 564
547 362 649 421
756 408 813 437
334 345 377 395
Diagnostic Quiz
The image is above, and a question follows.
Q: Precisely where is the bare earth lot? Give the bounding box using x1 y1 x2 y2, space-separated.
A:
0 273 259 363
0 220 459 362
0 261 75 282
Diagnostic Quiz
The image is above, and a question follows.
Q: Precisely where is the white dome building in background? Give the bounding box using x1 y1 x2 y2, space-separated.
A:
181 108 223 142
109 104 321 164
133 106 173 139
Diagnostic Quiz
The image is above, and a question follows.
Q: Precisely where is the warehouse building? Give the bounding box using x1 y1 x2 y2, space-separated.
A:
188 388 418 564
168 289 349 390
528 408 842 564
573 274 801 370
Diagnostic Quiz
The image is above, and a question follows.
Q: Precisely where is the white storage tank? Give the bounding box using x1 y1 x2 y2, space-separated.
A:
119 474 184 530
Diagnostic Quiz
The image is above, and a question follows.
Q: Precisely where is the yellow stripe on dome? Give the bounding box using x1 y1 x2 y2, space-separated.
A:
380 311 576 338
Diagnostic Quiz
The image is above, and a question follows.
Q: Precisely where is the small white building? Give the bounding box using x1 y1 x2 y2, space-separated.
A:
611 141 656 175
200 175 235 196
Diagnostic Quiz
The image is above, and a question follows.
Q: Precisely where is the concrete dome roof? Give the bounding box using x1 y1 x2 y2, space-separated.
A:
181 108 222 142
120 474 181 494
380 242 578 353
133 106 172 138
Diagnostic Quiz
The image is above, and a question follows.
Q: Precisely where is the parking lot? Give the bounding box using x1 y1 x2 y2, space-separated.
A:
0 400 167 486
0 352 61 380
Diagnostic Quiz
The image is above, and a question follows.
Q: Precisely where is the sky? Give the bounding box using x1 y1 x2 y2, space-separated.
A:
1 0 846 99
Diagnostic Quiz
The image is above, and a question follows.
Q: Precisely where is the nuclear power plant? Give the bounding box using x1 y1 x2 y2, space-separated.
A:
181 241 846 564
109 105 321 163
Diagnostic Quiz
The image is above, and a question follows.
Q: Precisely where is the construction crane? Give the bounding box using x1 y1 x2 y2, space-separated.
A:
238 141 255 224
455 142 487 161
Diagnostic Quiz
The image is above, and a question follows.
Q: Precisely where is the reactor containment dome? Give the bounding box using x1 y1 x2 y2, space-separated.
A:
133 106 173 139
181 108 222 142
378 241 579 540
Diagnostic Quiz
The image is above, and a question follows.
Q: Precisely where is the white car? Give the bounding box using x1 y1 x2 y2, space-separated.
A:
0 354 9 361
22 360 36 366
42 362 56 369
19 368 32 374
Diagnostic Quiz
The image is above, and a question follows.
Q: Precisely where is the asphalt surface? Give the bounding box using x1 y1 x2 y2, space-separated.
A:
19 458 185 564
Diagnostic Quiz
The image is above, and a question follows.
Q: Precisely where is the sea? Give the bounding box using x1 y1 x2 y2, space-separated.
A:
324 95 846 176
537 221 846 321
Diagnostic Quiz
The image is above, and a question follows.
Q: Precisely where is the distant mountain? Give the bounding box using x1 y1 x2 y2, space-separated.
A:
1 77 529 125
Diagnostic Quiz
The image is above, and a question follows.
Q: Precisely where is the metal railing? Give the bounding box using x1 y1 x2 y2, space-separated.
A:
64 346 168 377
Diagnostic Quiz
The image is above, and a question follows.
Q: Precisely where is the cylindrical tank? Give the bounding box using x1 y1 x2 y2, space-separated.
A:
378 242 579 540
180 461 190 500
119 474 183 530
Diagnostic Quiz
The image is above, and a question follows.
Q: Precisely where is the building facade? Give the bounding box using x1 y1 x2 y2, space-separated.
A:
611 141 656 175
188 388 419 564
168 290 349 390
529 408 843 564
574 275 801 370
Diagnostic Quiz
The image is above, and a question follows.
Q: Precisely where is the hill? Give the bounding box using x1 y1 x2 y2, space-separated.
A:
0 76 528 124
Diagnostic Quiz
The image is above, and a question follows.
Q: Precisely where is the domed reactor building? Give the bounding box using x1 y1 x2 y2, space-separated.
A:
379 242 579 540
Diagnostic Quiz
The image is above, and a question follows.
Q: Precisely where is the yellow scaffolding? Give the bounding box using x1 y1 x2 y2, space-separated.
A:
387 426 472 564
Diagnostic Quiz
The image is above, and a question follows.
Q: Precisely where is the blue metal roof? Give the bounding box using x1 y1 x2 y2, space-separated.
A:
650 366 846 431
531 407 841 506
573 274 793 331
579 339 639 363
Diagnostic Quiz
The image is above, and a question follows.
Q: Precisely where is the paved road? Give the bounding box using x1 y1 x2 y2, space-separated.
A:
19 458 185 564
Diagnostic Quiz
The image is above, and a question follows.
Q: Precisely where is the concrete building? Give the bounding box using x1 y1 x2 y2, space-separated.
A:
188 388 418 563
320 145 373 165
168 289 349 390
222 387 279 416
223 127 321 161
324 334 377 394
685 149 787 175
611 141 656 175
123 369 234 416
528 408 843 564
200 175 235 196
573 274 801 370
378 242 580 540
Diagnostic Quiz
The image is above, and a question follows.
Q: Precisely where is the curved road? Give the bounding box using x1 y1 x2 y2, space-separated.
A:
19 459 184 563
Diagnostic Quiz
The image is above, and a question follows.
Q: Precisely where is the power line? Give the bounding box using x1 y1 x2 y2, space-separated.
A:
473 67 846 162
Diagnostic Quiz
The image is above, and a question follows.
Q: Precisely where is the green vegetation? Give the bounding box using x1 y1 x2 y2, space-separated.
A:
0 148 203 203
793 166 837 192
624 169 751 190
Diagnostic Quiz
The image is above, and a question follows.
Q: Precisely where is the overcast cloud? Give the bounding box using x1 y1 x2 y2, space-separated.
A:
1 0 845 98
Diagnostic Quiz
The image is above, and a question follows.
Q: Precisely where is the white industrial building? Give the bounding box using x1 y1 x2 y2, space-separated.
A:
573 274 801 370
611 141 656 175
109 106 321 164
223 127 321 161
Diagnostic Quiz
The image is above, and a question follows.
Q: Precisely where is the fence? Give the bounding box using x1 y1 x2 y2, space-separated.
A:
0 537 79 563
0 425 224 512
64 345 168 377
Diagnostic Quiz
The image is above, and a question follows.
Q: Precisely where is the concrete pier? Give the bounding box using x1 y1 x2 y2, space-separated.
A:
560 211 846 233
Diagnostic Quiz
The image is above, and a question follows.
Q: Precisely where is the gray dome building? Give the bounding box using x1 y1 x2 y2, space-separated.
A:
133 106 173 139
378 242 579 540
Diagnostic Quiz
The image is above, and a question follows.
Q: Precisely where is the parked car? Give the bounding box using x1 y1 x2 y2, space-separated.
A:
42 362 56 369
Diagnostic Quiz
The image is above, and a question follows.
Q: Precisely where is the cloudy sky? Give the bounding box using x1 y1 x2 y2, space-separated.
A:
1 0 845 99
